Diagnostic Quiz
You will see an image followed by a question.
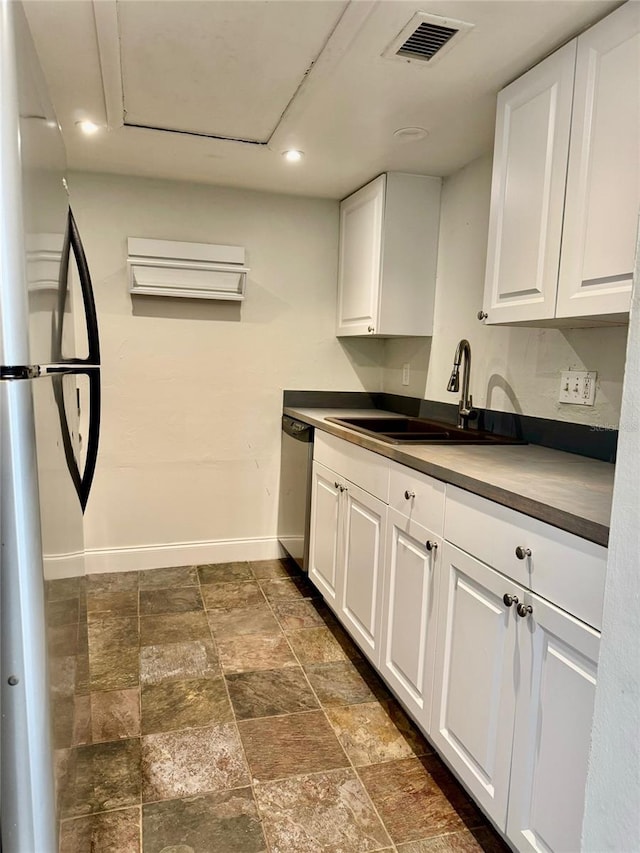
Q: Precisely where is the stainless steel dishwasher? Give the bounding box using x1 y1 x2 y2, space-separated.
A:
278 415 314 572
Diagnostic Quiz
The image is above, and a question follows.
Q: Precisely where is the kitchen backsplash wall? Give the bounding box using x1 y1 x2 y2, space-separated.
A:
382 155 628 429
69 172 383 569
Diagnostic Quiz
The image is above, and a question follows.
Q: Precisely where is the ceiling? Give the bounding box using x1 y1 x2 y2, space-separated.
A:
23 0 621 199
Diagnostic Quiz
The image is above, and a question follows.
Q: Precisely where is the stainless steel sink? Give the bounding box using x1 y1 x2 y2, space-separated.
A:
326 415 524 445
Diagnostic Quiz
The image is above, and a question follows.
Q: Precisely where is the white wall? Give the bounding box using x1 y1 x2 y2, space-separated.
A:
383 155 628 429
582 239 640 850
69 172 383 571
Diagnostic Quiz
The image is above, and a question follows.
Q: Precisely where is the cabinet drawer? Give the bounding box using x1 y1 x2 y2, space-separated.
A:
314 432 389 502
388 461 445 536
444 486 606 630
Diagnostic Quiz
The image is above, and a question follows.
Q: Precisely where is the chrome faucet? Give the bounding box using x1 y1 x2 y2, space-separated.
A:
447 339 476 429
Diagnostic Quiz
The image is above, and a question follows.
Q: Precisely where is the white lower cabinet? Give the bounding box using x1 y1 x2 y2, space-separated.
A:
308 454 387 667
308 461 342 610
380 508 441 731
340 481 387 667
506 591 599 853
308 432 602 853
432 543 600 851
432 543 521 827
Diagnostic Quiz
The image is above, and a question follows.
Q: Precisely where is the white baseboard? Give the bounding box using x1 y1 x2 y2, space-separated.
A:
43 551 85 580
84 537 285 575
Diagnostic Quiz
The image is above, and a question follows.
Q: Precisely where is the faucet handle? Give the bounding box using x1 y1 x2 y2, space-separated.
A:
458 396 478 424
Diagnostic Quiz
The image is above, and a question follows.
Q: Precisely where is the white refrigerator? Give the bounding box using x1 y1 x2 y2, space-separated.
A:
0 2 100 849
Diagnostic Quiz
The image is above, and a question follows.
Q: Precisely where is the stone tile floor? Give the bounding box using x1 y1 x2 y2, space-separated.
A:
50 559 511 853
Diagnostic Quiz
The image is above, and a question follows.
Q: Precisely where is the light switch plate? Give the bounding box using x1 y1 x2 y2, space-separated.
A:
559 370 597 405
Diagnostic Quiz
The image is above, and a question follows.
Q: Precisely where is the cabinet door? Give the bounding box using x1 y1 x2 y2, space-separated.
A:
308 461 342 609
381 509 440 731
336 175 385 337
556 2 640 320
432 543 522 828
482 42 576 324
507 592 599 853
339 480 387 667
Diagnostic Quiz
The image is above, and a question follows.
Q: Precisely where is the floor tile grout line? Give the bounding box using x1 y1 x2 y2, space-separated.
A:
75 563 491 850
195 564 271 852
251 570 468 850
251 573 397 851
243 560 347 853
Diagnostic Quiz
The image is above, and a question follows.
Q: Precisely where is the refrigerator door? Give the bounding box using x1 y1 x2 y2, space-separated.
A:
6 0 99 372
1 378 58 852
13 0 68 369
0 4 98 850
1 369 95 852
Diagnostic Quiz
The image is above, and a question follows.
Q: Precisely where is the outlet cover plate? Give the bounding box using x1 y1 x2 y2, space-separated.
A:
559 370 596 406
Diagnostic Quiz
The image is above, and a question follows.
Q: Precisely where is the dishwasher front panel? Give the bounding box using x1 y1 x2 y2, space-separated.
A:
278 416 314 572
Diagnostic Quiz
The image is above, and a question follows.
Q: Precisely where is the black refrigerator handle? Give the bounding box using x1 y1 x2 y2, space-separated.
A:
80 368 101 512
52 368 101 514
68 208 100 365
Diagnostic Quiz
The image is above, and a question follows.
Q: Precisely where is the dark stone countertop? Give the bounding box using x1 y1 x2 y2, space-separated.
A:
284 407 614 547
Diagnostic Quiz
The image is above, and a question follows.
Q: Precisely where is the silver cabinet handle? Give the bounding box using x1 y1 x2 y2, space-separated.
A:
517 602 533 618
515 546 532 560
425 540 438 552
404 490 415 500
477 310 488 320
503 593 519 607
368 325 375 333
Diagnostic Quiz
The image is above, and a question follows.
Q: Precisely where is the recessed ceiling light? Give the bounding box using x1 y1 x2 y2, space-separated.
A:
75 120 101 135
283 150 304 163
393 126 429 141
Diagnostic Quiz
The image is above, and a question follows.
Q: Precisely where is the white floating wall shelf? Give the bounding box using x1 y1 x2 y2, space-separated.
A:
127 238 249 300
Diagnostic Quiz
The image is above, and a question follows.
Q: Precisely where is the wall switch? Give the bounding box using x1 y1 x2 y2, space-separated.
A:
402 363 410 386
559 370 597 406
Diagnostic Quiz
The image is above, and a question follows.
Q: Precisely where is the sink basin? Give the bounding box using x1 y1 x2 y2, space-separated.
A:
326 416 524 446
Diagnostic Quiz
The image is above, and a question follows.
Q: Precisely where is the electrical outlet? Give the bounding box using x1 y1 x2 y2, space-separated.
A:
559 370 597 406
402 363 410 386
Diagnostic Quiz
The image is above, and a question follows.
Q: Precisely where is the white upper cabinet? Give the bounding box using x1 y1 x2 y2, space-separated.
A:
336 172 441 337
556 2 640 319
483 43 576 324
482 2 640 326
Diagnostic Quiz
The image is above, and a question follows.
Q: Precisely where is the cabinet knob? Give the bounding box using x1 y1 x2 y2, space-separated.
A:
425 540 438 552
477 310 488 321
404 490 415 500
503 593 519 607
517 602 533 618
515 546 532 560
368 325 375 333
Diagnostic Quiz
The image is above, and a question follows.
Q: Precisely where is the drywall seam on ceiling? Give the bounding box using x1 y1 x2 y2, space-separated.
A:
267 0 377 151
93 0 123 129
91 0 376 149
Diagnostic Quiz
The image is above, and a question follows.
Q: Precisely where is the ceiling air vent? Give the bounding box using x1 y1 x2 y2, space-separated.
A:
383 12 474 67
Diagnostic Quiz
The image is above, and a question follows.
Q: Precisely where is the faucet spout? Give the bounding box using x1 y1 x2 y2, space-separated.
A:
447 339 476 428
446 367 459 393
